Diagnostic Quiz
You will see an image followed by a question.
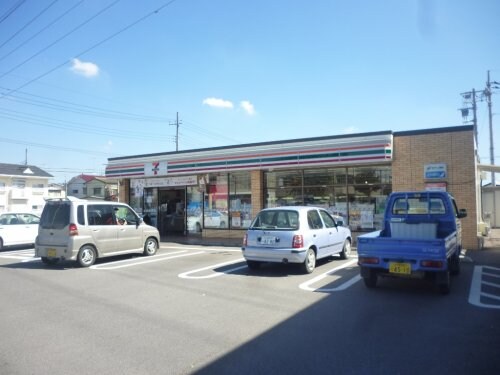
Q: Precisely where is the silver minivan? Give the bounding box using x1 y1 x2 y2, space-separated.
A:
35 198 160 267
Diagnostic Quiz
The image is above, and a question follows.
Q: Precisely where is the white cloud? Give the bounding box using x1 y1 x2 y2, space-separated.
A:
202 97 234 109
70 58 99 77
342 126 358 134
240 100 256 116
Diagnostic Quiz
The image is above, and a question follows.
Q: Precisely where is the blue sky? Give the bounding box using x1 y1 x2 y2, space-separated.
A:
0 0 499 183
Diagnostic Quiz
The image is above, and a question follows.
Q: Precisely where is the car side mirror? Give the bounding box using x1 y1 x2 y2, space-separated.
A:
457 209 467 218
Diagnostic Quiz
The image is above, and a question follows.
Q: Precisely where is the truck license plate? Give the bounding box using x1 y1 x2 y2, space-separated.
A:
47 248 57 257
389 262 411 275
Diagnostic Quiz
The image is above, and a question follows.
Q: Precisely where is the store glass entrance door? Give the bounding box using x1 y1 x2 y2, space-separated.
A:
158 188 186 236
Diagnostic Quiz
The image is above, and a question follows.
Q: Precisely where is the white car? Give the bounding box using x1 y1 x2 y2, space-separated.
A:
0 212 40 249
242 206 352 273
187 209 228 232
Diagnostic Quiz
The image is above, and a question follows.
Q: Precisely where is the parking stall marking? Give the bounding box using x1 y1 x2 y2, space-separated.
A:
299 258 361 292
178 258 247 279
90 250 204 270
0 249 39 262
469 265 500 309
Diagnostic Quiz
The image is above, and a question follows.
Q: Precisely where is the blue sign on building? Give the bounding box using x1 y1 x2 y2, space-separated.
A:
424 163 447 179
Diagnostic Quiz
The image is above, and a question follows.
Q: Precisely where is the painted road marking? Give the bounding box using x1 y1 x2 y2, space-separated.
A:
178 258 247 279
299 258 361 292
0 249 39 262
468 265 500 309
90 250 204 270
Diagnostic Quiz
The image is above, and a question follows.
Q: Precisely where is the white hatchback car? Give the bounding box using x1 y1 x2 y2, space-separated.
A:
242 206 352 273
0 212 40 249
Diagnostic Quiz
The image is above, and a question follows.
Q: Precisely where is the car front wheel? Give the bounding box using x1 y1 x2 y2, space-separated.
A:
339 239 351 259
302 248 316 274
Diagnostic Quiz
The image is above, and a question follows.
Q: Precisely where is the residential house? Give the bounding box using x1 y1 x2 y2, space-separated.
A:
48 183 67 199
67 174 118 200
0 163 53 215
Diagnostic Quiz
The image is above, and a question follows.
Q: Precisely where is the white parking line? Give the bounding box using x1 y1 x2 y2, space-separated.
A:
0 249 39 262
90 250 204 270
299 258 361 292
468 265 500 309
178 258 247 279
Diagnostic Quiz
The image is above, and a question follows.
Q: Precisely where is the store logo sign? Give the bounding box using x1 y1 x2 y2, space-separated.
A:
144 161 168 176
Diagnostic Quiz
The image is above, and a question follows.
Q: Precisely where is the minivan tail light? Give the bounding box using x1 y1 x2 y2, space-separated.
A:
243 234 248 247
292 235 303 248
69 223 78 236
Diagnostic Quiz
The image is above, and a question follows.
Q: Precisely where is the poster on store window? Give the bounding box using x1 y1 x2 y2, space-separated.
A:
349 203 374 230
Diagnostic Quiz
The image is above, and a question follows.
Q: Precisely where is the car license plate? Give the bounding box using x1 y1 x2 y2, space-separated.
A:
47 248 57 257
260 236 275 245
389 262 411 275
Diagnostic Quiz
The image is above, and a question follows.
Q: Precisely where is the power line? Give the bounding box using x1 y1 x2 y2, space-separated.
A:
0 136 112 156
0 0 122 81
0 0 85 63
0 107 176 141
0 0 59 50
2 90 171 123
0 0 179 101
0 0 26 25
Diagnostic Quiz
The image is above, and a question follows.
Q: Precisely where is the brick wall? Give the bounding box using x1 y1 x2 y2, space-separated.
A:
392 128 478 249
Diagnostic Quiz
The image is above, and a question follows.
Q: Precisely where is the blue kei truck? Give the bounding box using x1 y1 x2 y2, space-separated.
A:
357 191 467 294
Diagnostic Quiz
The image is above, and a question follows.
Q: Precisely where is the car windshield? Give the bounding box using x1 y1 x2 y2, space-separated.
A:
250 210 299 230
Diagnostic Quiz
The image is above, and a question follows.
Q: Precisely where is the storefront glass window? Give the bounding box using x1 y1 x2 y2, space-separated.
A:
229 172 252 229
186 186 204 233
205 174 229 229
143 188 158 227
264 166 391 231
265 170 303 207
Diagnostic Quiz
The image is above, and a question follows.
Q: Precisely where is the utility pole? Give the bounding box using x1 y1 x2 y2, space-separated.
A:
169 112 181 152
485 70 498 228
460 89 479 150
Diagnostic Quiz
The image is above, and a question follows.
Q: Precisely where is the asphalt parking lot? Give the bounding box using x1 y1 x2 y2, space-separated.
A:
1 242 499 375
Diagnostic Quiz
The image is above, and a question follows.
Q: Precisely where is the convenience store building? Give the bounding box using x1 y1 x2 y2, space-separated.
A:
105 125 481 250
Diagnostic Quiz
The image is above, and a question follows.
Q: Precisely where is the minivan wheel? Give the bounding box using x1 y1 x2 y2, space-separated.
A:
339 239 351 260
143 237 158 256
77 245 96 267
302 248 316 274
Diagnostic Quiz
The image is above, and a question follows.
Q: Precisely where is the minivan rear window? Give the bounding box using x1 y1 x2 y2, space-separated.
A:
40 202 70 229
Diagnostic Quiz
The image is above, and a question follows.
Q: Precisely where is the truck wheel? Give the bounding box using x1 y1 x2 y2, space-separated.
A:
339 239 351 259
302 248 316 274
436 271 450 295
363 270 378 288
449 254 460 276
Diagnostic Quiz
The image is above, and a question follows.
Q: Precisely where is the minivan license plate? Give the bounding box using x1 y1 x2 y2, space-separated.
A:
389 262 411 275
47 249 57 257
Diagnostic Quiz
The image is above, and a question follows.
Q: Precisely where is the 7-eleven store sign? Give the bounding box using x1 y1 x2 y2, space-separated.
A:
144 161 168 176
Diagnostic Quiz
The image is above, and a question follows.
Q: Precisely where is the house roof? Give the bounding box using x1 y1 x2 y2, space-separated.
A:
68 174 117 184
0 163 53 178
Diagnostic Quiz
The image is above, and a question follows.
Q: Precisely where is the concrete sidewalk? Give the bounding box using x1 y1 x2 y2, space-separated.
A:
160 234 243 248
